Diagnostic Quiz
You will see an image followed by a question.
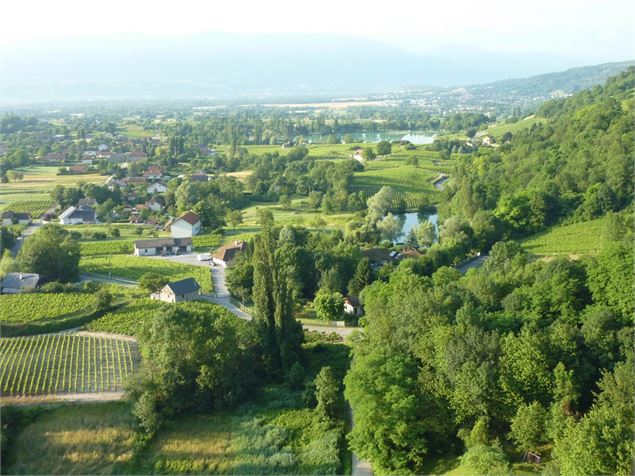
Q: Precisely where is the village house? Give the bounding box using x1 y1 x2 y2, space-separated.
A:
58 205 97 225
166 211 201 238
147 198 163 212
344 296 364 316
151 277 200 303
1 211 31 226
123 176 147 185
189 172 209 182
147 182 168 194
212 240 247 267
67 164 88 174
127 150 147 161
361 247 399 269
42 152 67 163
0 273 41 294
133 237 192 256
143 165 164 179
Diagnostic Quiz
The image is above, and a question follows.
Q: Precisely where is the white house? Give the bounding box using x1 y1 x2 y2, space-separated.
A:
147 199 163 212
1 211 31 226
133 237 192 256
344 296 364 316
212 240 247 267
58 205 97 225
150 277 200 303
168 211 201 238
147 182 168 194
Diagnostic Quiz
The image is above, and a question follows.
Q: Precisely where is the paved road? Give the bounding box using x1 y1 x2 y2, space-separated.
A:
455 253 489 274
10 222 42 256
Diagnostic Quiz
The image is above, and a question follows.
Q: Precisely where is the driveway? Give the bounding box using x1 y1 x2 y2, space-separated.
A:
10 222 42 256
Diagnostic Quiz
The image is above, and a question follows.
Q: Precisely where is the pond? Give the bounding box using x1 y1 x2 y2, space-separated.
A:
305 131 435 145
394 210 439 244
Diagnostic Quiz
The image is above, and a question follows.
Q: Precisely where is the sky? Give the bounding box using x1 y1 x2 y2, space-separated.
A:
2 0 634 62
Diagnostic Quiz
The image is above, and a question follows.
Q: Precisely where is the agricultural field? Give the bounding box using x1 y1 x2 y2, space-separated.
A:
63 224 170 241
0 293 94 323
120 123 155 138
521 217 607 257
483 115 547 140
80 255 213 291
80 239 135 256
0 333 140 397
0 199 54 217
0 166 105 209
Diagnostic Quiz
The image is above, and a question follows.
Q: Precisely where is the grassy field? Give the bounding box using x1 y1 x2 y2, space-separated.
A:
0 333 140 396
0 293 94 323
484 115 547 140
6 402 136 474
6 341 351 475
80 255 213 291
63 224 170 241
520 217 608 257
0 166 105 209
120 124 155 138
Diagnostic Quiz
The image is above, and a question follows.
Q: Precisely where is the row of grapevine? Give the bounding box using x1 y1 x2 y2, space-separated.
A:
348 184 428 210
1 200 53 218
0 334 140 396
0 293 94 323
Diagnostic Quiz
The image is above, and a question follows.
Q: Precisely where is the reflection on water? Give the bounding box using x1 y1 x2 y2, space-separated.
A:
394 211 439 244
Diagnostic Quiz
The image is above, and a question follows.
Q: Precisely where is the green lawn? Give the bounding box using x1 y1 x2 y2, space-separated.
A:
520 217 608 257
120 124 155 138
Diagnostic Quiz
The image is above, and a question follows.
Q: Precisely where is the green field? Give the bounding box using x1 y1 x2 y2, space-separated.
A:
0 293 94 323
80 255 213 291
521 217 608 257
0 166 105 209
0 199 54 217
63 224 170 240
483 115 547 140
0 333 139 397
120 124 155 138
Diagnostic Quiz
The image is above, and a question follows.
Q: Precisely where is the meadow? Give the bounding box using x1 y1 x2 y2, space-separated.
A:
520 217 608 257
0 333 140 397
0 166 105 209
80 255 213 291
483 115 547 140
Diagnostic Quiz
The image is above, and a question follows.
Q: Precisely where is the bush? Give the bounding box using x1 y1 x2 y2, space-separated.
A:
460 444 510 475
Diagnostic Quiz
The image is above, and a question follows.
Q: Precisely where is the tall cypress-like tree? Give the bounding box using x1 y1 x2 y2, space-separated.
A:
252 227 303 378
348 257 370 296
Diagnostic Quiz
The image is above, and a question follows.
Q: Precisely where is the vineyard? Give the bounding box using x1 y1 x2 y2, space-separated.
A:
0 333 140 396
80 255 213 291
348 183 429 210
80 239 135 256
192 232 222 249
1 199 53 217
521 217 607 257
0 293 94 323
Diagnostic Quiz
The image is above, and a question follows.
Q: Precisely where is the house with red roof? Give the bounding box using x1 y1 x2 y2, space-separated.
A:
167 211 201 238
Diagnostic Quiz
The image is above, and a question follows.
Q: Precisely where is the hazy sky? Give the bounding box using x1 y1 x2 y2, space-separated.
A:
2 0 633 62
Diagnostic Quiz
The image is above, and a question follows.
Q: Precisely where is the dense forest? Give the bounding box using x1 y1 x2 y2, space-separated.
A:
345 69 635 475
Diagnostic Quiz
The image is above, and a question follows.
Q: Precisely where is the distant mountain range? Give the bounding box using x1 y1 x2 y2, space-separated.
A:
0 32 632 104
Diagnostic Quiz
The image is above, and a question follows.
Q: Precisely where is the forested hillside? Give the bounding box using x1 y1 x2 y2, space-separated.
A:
443 67 634 236
346 70 634 475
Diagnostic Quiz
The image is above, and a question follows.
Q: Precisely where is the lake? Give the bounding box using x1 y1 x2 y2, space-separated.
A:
305 131 435 145
394 210 439 244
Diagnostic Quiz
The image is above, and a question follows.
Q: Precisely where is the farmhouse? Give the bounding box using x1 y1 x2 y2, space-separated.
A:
58 205 97 225
189 172 209 182
147 182 168 194
0 273 41 294
151 277 201 303
147 198 163 212
1 211 31 225
361 247 397 269
67 164 88 174
167 211 201 238
143 166 164 179
344 295 364 316
212 240 247 267
133 237 192 256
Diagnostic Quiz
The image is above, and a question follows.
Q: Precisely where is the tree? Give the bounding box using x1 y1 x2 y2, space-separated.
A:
313 290 344 321
279 194 292 210
404 228 419 249
459 444 510 475
315 366 340 422
362 147 376 160
308 191 323 211
287 362 306 390
135 226 143 236
366 186 395 223
347 257 370 296
256 208 274 227
226 210 243 231
508 401 547 453
252 227 303 378
93 288 113 311
17 225 80 282
139 272 169 292
376 140 392 156
110 227 120 238
414 220 437 247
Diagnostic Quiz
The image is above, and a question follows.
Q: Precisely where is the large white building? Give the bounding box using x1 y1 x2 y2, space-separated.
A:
58 205 97 225
167 211 201 238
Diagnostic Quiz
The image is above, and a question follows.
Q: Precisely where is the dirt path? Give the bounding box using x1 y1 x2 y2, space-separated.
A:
1 391 125 406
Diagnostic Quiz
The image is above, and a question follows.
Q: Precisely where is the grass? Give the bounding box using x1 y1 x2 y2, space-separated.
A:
520 217 608 257
120 124 155 138
6 402 136 475
0 333 140 396
63 224 170 241
80 255 213 291
484 115 547 140
0 166 105 209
